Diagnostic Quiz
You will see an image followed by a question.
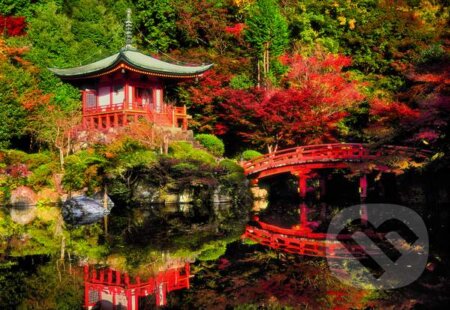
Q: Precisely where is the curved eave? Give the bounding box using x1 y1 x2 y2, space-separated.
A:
48 50 213 80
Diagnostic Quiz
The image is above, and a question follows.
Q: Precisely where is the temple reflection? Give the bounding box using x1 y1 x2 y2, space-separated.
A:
84 262 191 309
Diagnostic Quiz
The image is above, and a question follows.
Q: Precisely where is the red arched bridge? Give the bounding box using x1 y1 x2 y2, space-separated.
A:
242 143 430 199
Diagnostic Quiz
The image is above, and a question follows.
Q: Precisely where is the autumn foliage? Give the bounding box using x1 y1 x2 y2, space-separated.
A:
217 53 365 152
0 16 26 36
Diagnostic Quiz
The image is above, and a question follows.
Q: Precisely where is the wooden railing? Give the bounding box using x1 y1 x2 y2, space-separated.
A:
243 219 384 259
83 101 188 116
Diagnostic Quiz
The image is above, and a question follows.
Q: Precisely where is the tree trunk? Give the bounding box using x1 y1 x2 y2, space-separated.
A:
59 148 64 171
103 185 108 209
257 59 261 88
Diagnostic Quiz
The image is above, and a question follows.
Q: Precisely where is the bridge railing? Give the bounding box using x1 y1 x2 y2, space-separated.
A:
243 143 430 176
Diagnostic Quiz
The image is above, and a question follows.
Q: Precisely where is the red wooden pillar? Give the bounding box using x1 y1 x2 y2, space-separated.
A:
114 114 118 127
155 274 168 307
298 176 307 199
299 202 308 227
84 265 89 308
116 270 121 285
250 178 259 187
112 288 116 310
185 262 190 289
360 203 368 226
359 174 368 226
292 169 311 199
126 289 132 310
359 174 368 201
172 109 176 128
106 114 111 129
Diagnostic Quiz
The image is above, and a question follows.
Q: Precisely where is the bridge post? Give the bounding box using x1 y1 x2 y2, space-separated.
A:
359 174 368 226
299 202 309 227
292 169 311 199
298 176 308 199
250 178 259 187
359 174 367 201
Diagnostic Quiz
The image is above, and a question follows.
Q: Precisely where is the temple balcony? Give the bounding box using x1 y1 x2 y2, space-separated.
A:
81 89 188 131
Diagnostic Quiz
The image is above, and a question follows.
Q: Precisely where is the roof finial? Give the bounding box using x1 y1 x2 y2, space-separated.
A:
125 8 133 49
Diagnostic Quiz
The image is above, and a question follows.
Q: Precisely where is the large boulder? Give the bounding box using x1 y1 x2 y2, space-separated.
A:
62 196 110 225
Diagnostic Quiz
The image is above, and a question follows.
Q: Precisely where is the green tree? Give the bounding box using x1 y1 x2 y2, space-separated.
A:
135 0 178 52
245 0 289 87
0 39 37 148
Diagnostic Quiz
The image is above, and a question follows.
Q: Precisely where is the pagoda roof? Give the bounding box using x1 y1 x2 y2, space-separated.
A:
49 48 213 79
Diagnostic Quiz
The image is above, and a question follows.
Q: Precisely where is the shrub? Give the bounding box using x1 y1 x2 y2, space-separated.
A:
230 73 254 89
219 159 244 173
62 151 106 191
195 134 225 157
241 150 263 161
28 162 57 188
25 152 53 170
3 149 27 165
169 141 216 165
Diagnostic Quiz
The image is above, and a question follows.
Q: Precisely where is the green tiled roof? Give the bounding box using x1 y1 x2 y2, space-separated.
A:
49 48 213 78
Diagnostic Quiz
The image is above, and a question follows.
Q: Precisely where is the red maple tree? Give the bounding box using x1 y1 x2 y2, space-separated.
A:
218 53 365 152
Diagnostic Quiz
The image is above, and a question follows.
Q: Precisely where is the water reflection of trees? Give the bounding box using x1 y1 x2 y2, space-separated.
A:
0 199 249 308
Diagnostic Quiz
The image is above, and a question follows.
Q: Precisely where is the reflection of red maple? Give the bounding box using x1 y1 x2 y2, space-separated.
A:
397 60 450 146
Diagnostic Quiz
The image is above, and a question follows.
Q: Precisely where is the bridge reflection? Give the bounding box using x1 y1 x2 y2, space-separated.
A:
243 203 382 259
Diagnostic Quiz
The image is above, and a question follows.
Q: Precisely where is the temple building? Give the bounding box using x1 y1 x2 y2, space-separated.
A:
49 10 212 132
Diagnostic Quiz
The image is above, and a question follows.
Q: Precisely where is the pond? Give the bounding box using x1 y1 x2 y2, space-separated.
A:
1 178 449 309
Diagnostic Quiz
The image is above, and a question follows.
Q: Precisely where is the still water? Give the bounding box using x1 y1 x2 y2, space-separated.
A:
1 196 449 309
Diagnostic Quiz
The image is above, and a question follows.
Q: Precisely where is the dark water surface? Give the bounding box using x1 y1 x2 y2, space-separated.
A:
1 195 449 309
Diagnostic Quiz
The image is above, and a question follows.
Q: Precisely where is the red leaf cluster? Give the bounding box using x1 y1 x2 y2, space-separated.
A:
5 164 30 178
370 98 419 121
0 16 26 37
225 23 245 37
21 89 53 111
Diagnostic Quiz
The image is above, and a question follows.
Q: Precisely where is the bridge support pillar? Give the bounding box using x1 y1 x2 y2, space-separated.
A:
359 174 368 201
250 178 259 187
298 176 308 199
359 174 368 226
292 169 311 199
300 202 308 226
296 202 312 233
